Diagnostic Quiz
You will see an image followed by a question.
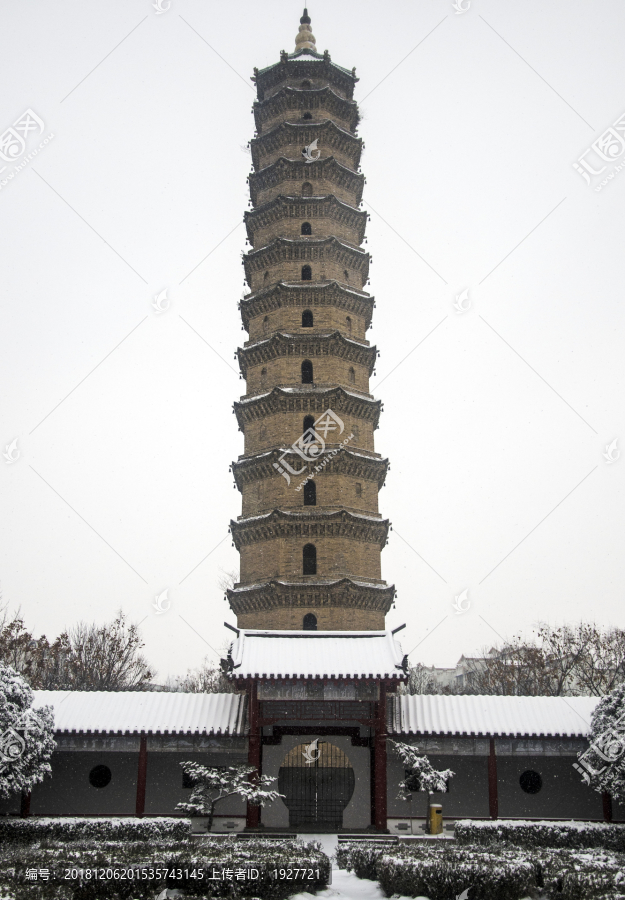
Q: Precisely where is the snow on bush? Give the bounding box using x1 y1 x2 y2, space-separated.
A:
337 840 625 900
455 818 625 851
0 816 189 843
0 665 54 800
0 835 330 899
575 681 625 801
391 740 454 798
175 761 282 829
337 844 534 900
377 849 535 900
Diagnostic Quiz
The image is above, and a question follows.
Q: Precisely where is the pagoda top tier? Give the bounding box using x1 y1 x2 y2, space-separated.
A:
252 9 358 101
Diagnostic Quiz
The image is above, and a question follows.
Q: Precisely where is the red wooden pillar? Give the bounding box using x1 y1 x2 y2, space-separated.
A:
602 791 613 823
488 738 498 819
135 735 148 817
369 740 376 826
246 680 261 828
20 792 31 818
373 681 388 831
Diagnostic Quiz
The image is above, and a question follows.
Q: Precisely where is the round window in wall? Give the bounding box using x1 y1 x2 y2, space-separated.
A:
89 764 112 788
519 770 542 794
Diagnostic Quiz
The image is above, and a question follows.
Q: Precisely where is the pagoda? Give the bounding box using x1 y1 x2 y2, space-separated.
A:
228 8 395 632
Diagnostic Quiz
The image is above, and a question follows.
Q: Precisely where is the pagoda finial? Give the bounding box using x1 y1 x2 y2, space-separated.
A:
295 7 317 53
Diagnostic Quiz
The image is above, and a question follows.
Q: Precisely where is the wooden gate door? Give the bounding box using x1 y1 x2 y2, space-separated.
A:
278 740 355 829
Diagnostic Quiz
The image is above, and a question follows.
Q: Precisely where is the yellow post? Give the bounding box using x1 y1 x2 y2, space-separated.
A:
429 804 443 835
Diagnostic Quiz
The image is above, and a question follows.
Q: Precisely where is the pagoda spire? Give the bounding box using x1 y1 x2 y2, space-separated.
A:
294 8 317 53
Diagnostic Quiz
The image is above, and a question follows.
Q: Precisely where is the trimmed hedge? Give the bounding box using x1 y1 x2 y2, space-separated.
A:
539 849 625 900
0 817 189 843
0 835 330 900
455 819 625 851
337 841 625 900
338 844 534 900
335 844 381 880
378 849 534 900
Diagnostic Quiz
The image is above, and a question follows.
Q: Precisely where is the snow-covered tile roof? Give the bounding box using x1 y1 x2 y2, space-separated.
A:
229 629 406 680
390 694 599 738
32 691 247 736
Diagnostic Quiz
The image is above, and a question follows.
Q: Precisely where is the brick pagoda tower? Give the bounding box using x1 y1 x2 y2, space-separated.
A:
228 10 394 632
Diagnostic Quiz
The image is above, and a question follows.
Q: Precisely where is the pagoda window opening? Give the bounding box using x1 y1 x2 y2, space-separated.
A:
344 269 350 282
303 543 317 575
302 309 313 327
355 482 362 497
303 613 317 630
263 271 269 282
348 367 356 384
302 112 313 120
303 415 315 435
260 367 267 384
301 80 312 90
304 479 316 506
302 265 312 281
346 315 352 333
263 315 269 334
301 222 312 235
302 182 313 197
301 359 313 383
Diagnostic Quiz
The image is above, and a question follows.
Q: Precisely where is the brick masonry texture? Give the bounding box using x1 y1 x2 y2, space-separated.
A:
247 305 368 342
229 53 394 629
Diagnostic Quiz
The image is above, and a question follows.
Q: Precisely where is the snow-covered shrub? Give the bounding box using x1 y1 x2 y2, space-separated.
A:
454 819 625 851
337 840 625 900
375 847 535 900
0 816 189 843
391 740 454 798
575 682 625 801
176 761 282 829
0 665 54 800
335 843 383 879
0 835 330 900
538 848 625 899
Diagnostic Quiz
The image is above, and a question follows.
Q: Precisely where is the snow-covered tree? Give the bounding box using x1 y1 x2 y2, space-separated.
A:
392 740 455 797
575 682 625 800
175 762 283 830
400 663 440 695
0 664 55 799
165 649 238 694
392 740 454 830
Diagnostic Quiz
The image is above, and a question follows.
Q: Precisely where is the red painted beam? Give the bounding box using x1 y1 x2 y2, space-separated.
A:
488 737 498 819
135 735 148 818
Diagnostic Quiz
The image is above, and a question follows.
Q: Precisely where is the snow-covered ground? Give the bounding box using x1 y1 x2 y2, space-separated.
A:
290 834 540 900
289 835 429 900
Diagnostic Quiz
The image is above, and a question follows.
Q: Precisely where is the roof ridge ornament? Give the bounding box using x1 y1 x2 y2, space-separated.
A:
295 7 317 53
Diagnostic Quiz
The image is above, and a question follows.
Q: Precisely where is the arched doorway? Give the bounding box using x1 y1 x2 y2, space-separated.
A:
278 740 355 828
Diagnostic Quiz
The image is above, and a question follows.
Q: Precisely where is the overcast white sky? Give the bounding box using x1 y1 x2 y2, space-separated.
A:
1 0 624 681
